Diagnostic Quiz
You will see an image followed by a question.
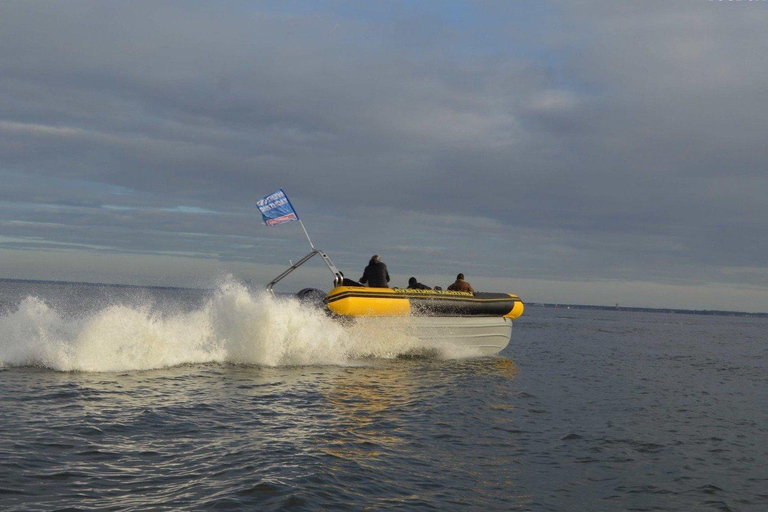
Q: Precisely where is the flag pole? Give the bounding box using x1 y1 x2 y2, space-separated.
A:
298 220 315 250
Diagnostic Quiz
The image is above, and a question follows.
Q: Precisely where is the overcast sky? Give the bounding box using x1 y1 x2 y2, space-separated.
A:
1 1 767 311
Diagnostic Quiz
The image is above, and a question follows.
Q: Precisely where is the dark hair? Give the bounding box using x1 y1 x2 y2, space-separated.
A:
457 273 464 280
408 277 417 285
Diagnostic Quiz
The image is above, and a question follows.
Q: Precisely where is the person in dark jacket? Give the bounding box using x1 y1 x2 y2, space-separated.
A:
359 255 390 288
447 273 474 293
407 277 431 290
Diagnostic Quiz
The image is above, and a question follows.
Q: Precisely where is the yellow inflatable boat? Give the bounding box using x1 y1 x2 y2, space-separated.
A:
267 248 524 356
325 286 523 319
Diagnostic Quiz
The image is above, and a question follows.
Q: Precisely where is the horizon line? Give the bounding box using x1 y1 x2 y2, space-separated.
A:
2 277 766 318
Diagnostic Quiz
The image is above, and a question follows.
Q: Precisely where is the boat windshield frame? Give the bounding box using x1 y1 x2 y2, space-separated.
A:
266 249 343 294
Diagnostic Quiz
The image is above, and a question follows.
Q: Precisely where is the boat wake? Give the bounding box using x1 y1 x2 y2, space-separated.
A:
0 280 477 372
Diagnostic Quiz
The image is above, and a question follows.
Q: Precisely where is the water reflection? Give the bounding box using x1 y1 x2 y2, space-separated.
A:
317 357 519 463
321 364 416 461
490 357 519 379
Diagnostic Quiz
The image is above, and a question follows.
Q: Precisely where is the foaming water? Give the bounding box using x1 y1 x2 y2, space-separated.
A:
0 280 458 372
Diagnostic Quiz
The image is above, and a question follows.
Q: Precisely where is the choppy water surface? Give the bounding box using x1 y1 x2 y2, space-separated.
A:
1 281 767 510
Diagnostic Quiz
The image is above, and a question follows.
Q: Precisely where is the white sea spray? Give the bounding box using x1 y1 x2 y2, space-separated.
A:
0 279 478 372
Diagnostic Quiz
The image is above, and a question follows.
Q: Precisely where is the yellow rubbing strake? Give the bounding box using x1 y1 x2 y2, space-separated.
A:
504 294 525 320
326 286 525 319
326 287 411 317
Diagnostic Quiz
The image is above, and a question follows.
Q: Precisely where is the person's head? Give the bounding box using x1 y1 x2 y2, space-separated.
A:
371 254 381 263
408 277 417 286
456 273 465 281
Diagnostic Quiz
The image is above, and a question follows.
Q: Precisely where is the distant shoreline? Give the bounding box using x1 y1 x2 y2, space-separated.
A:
1 278 765 318
527 302 768 318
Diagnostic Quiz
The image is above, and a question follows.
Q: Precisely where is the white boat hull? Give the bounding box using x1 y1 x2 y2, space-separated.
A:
340 315 513 359
407 316 513 356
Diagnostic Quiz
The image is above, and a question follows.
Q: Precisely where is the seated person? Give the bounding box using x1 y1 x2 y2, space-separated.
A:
447 273 474 293
359 255 390 288
407 277 431 290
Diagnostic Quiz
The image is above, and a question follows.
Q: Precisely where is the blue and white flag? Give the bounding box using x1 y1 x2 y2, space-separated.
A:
256 189 300 226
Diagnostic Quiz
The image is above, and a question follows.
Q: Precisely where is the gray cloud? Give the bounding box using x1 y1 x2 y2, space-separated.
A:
1 1 767 309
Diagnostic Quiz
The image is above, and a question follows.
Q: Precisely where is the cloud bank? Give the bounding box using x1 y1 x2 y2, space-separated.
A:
1 1 767 311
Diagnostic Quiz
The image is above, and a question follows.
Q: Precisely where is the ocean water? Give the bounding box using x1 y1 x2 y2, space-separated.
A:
0 280 766 511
